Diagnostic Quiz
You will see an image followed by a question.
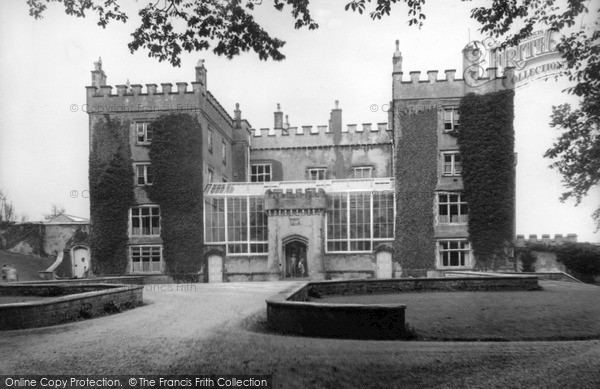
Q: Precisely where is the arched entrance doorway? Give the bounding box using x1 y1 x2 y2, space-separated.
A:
71 245 90 278
282 235 308 278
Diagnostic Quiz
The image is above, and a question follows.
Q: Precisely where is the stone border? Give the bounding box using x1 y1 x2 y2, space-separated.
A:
266 275 539 339
0 283 143 330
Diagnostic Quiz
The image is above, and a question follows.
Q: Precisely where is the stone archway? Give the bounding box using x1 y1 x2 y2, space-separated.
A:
282 235 308 278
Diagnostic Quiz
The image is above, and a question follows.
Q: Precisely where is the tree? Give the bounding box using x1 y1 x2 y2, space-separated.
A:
28 0 599 225
44 204 66 220
0 190 16 223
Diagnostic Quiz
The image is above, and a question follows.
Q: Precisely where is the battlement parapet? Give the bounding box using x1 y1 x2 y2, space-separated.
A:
396 67 512 84
515 233 578 247
393 67 515 100
86 81 203 98
252 122 390 137
265 188 327 212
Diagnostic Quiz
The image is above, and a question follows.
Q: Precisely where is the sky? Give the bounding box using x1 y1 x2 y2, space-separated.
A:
0 0 598 242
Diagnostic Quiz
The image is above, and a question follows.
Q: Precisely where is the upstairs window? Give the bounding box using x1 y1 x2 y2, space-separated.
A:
353 166 373 179
222 140 227 165
135 163 153 186
207 168 214 183
437 192 468 224
250 164 272 182
208 129 213 153
308 168 327 181
442 152 462 176
136 122 152 144
443 107 460 132
130 206 160 236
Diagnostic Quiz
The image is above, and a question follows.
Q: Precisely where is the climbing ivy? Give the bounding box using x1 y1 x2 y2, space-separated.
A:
458 90 515 270
394 107 438 276
89 116 134 275
147 113 204 274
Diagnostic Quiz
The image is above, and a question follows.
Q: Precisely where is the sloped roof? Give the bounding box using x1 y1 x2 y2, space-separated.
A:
43 214 89 225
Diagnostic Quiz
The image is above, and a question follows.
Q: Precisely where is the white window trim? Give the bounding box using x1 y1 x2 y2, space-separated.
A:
135 122 152 145
129 244 163 273
129 205 161 237
324 191 395 254
436 239 472 269
352 166 374 179
441 151 462 176
435 191 468 225
134 162 153 186
250 163 272 182
203 196 268 256
442 107 460 132
308 167 327 181
208 128 214 153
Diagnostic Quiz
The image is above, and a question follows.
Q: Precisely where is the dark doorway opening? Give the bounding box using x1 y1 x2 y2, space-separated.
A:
284 240 308 278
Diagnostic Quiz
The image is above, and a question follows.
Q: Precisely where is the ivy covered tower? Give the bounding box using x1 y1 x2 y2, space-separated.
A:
391 42 516 277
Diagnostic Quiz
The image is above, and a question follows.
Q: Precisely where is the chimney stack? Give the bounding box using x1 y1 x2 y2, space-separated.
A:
195 59 207 92
234 103 242 127
393 40 403 74
91 57 107 88
329 100 342 134
274 103 283 129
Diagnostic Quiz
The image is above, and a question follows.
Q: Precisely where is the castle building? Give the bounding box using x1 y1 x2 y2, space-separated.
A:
86 42 515 281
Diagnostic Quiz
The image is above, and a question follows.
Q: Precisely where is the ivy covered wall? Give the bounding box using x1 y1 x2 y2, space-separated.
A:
394 107 439 276
458 89 516 270
89 116 134 275
148 113 204 274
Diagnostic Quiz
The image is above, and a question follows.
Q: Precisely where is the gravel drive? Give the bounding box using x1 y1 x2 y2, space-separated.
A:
1 281 599 388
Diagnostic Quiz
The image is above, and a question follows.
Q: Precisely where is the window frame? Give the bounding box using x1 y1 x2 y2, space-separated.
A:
443 107 460 133
250 163 272 182
135 122 153 145
352 166 374 179
134 162 153 186
203 196 268 256
221 139 227 165
436 239 471 268
436 192 468 225
441 151 462 176
325 191 395 254
207 128 213 153
129 245 163 273
308 168 327 181
129 205 161 237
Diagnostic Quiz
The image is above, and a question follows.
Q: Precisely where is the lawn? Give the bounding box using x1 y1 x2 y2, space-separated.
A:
311 280 600 340
1 281 600 388
0 249 54 281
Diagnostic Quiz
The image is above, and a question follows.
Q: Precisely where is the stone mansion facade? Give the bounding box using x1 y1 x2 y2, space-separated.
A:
86 42 515 281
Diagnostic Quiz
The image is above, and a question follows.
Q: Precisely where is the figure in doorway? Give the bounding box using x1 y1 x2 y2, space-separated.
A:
297 258 305 277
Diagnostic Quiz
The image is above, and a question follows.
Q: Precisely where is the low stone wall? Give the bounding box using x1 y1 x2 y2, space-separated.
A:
294 276 539 299
0 283 143 330
267 299 406 339
226 272 275 282
266 275 539 339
